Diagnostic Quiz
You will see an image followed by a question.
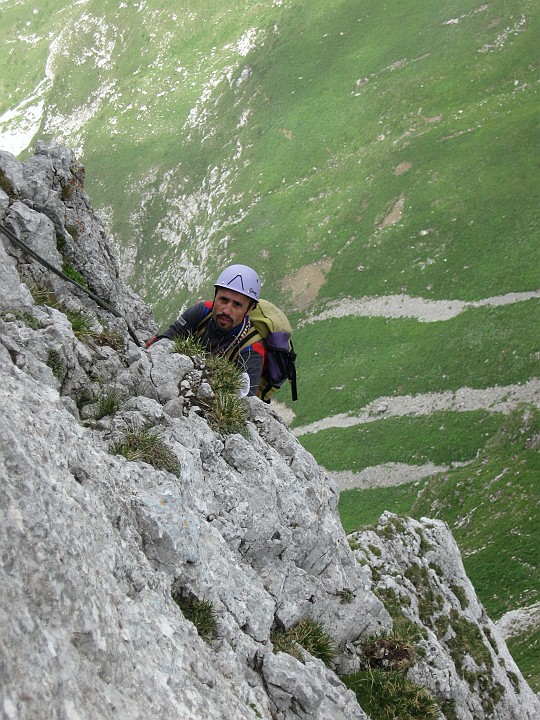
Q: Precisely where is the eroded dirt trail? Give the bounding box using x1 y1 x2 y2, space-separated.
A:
293 378 540 437
300 290 540 325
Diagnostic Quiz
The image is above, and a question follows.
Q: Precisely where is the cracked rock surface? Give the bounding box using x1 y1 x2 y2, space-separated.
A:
1 144 539 719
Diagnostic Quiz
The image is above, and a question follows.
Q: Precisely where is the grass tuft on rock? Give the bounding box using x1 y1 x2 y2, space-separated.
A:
271 619 337 667
95 387 125 420
342 667 439 720
171 590 218 643
110 426 180 476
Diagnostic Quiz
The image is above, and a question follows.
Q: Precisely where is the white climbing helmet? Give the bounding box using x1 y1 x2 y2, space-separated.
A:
214 264 261 302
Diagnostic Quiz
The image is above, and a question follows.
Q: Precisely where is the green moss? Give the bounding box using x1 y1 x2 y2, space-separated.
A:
55 233 66 252
447 610 493 678
374 587 426 641
2 309 40 330
440 698 459 720
62 262 88 288
507 671 520 694
379 516 407 540
415 528 434 555
404 564 443 627
450 583 469 610
434 614 450 640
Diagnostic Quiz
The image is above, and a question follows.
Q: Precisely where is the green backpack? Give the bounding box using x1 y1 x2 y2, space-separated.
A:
249 299 298 403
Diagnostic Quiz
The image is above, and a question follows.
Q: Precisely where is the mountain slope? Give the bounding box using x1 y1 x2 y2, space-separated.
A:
4 143 540 719
1 0 539 681
1 1 538 317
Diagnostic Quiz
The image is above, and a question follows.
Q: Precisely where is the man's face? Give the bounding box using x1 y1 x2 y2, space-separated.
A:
212 288 251 331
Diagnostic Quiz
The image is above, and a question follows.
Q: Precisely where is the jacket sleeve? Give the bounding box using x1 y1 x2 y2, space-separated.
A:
160 302 207 340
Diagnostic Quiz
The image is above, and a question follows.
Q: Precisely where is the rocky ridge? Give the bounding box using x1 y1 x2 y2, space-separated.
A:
1 143 539 719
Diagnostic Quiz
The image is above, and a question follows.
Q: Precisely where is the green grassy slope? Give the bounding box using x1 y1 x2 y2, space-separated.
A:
2 1 538 323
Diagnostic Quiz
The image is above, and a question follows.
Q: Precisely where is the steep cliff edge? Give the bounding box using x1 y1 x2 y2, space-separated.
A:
1 144 538 719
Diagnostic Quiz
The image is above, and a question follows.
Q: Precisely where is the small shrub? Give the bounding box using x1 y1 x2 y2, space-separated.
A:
271 619 337 667
96 326 125 351
337 588 354 604
46 349 65 381
342 668 439 720
361 632 416 671
171 590 218 642
95 387 125 420
110 426 180 476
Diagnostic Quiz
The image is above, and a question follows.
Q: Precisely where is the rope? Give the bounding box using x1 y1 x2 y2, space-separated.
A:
0 220 143 347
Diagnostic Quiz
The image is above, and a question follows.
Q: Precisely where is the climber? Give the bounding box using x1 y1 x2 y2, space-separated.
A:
145 264 265 397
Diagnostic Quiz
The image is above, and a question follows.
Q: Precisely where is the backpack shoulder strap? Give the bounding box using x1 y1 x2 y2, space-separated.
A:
228 326 263 363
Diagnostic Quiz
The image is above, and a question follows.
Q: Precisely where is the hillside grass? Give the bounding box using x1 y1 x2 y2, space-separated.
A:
4 0 536 319
300 410 505 472
291 300 540 427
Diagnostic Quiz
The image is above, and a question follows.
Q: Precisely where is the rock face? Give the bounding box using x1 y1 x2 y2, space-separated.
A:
1 144 539 719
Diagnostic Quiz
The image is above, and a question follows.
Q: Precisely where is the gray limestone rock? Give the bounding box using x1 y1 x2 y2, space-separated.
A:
1 143 539 720
0 238 34 311
349 512 540 719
